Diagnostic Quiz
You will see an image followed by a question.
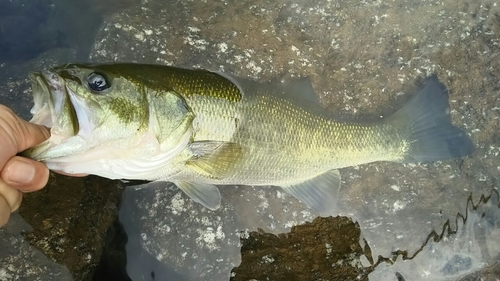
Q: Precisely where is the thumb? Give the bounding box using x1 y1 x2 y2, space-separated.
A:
14 117 51 153
0 105 50 163
1 156 50 192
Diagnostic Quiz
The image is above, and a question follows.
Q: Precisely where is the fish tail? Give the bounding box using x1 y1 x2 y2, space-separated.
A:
388 76 474 163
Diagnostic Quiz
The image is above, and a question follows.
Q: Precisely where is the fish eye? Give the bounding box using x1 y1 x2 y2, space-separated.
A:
87 72 110 92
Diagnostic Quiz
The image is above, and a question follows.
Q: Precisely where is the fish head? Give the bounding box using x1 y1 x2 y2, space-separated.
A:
26 64 192 178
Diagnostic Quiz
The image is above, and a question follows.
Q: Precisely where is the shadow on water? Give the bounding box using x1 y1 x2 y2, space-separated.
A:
0 0 56 63
91 178 499 281
0 0 137 64
0 0 94 63
0 0 139 120
92 184 187 281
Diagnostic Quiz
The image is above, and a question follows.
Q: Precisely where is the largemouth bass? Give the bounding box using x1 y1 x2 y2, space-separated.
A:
25 64 474 214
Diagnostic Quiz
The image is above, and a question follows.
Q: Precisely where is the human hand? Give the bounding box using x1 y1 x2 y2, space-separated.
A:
0 105 50 227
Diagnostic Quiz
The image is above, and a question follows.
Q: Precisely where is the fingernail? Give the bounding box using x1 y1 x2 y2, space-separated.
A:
7 160 35 185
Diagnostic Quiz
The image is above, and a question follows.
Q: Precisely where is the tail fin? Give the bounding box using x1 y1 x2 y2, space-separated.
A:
388 76 474 163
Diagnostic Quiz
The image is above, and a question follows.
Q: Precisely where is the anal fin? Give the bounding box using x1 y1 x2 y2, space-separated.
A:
281 169 341 216
174 181 221 210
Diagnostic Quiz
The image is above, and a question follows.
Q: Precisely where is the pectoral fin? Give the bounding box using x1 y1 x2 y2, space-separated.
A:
186 141 243 179
174 181 221 210
281 169 341 216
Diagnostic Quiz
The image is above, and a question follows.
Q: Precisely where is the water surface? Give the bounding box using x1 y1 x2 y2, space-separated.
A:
1 0 499 280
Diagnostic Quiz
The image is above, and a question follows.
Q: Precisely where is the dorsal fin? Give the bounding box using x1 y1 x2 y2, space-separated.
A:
216 72 321 109
276 77 321 106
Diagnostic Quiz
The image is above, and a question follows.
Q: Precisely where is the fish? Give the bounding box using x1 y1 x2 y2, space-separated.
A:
25 63 475 215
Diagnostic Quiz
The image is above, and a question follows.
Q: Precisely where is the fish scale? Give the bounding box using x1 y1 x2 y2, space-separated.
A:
186 93 405 186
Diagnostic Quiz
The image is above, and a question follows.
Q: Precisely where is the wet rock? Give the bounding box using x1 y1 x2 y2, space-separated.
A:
231 216 369 281
18 174 124 281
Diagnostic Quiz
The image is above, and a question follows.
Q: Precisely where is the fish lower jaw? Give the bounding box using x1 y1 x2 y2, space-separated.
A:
29 72 55 128
29 103 53 128
29 70 82 138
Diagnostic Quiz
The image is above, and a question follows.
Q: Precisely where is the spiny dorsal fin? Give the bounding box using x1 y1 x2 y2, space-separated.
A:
186 141 243 179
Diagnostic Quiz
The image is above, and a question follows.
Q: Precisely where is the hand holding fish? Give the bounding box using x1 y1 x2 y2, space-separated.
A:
0 105 50 227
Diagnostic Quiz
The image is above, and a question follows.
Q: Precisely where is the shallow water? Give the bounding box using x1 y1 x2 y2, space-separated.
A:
1 0 499 280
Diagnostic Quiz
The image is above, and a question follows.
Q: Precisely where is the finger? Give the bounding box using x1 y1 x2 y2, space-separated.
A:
11 188 22 212
0 180 22 213
1 157 49 192
17 119 51 151
0 195 11 227
0 105 50 154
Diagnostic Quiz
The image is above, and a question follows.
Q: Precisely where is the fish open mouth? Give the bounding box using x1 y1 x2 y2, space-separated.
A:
27 71 80 159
